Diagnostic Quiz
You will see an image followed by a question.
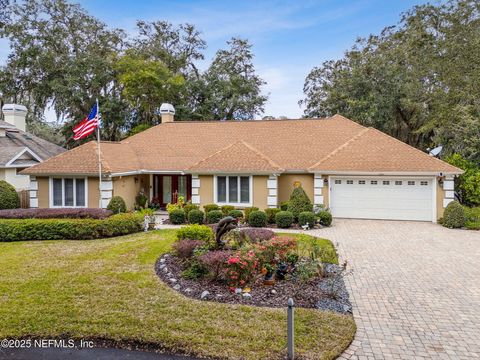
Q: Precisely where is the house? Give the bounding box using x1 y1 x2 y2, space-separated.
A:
22 104 462 222
1 104 65 193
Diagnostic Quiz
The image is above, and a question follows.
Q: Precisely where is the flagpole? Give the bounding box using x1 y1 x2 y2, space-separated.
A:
96 98 103 209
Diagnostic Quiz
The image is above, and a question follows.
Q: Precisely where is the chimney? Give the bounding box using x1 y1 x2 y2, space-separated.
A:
160 103 175 123
2 104 27 131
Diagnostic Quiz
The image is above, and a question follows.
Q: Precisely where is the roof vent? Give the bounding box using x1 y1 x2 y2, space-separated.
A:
160 103 175 123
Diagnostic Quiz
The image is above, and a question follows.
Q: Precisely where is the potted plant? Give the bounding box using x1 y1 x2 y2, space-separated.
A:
263 263 275 285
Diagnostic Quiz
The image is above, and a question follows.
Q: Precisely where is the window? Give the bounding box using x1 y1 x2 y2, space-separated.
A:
383 180 390 185
420 181 428 186
408 181 415 186
335 179 342 184
216 176 250 205
371 180 378 185
359 180 366 185
51 178 87 207
395 181 402 185
347 180 353 184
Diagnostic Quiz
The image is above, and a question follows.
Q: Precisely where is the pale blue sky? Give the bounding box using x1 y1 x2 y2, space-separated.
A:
1 0 443 119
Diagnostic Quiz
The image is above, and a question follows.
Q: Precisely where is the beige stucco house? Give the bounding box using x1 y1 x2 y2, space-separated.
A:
22 105 462 222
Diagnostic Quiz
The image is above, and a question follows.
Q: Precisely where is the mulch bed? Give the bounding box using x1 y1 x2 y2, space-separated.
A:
155 254 352 313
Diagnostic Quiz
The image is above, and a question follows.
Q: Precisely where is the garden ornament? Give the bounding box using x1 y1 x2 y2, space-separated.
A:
215 216 237 247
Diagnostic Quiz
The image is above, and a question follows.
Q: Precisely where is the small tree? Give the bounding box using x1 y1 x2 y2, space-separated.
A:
287 186 313 220
0 180 20 209
107 196 127 213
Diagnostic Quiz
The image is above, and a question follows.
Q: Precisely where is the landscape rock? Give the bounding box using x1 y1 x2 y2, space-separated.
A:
173 284 181 290
184 288 192 293
271 289 277 294
200 290 210 299
235 288 242 294
242 293 252 299
169 278 177 283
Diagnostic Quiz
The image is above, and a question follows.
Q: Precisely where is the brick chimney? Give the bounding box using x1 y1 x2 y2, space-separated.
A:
160 103 175 123
2 104 27 131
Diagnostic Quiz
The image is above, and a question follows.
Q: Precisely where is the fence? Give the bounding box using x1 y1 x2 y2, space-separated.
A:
18 190 30 208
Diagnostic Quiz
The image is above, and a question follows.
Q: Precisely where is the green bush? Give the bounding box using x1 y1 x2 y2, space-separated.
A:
442 201 466 228
135 193 148 209
188 209 204 224
203 204 219 213
107 196 127 214
275 211 294 228
206 209 223 224
183 203 199 217
243 207 259 221
169 208 186 224
0 180 20 210
0 213 143 241
298 211 316 228
176 224 214 243
445 154 480 206
280 201 289 211
264 208 281 224
317 211 333 226
221 205 235 215
464 207 480 230
287 186 313 220
228 209 244 220
181 261 208 279
248 210 267 227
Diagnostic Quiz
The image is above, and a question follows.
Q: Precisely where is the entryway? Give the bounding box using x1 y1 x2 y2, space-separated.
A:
152 174 191 208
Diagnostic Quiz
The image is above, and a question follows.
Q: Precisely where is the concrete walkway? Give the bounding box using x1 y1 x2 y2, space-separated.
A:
309 219 480 360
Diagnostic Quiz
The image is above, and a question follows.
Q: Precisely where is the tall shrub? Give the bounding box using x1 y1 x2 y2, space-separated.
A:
0 180 20 210
107 196 126 213
442 201 466 228
287 186 313 220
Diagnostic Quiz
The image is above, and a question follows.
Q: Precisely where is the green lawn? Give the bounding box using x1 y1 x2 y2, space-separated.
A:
465 207 480 230
0 230 355 359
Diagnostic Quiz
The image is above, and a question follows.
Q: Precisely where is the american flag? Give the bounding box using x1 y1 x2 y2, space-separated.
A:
73 103 99 140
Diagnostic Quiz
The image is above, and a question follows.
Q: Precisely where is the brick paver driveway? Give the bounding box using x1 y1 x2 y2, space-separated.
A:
310 219 480 360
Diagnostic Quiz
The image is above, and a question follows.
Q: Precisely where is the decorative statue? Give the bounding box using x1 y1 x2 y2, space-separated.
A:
215 216 237 248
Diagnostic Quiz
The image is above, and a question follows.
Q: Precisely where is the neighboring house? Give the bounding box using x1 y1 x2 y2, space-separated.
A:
22 104 462 222
1 104 65 193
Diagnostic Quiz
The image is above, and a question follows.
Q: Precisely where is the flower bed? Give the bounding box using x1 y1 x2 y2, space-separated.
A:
156 226 352 314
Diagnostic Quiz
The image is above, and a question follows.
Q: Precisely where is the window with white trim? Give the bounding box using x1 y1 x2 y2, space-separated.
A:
420 181 428 186
334 179 341 184
395 181 402 185
52 178 87 207
408 181 415 186
216 176 250 205
383 180 390 185
359 180 365 185
371 180 378 185
346 180 353 184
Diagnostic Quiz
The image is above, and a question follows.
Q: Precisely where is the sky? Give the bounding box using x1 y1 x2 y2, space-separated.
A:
0 0 442 120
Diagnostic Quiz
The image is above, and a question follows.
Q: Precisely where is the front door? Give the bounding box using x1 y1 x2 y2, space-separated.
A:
153 175 191 208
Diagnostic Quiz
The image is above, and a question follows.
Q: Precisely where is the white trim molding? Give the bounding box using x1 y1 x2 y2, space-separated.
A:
443 175 455 208
191 175 201 205
100 180 113 209
267 175 278 208
29 178 38 208
313 174 324 206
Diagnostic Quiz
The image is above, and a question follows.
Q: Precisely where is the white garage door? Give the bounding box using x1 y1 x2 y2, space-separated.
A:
330 177 434 221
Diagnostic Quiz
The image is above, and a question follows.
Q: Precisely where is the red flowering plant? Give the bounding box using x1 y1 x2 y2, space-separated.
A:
254 236 297 269
224 250 259 289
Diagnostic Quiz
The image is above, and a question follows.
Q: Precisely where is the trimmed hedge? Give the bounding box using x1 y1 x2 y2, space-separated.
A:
0 213 143 241
287 186 313 220
0 180 20 209
0 208 113 219
203 204 219 213
298 211 315 228
176 224 214 242
169 209 186 224
228 209 244 220
107 196 127 213
442 201 466 228
275 211 294 228
248 210 267 227
243 207 259 221
264 208 281 224
206 210 223 224
188 209 204 225
221 205 235 215
317 211 332 226
183 203 199 217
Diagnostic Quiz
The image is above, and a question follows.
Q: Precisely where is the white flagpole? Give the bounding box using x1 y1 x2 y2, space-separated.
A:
96 98 103 208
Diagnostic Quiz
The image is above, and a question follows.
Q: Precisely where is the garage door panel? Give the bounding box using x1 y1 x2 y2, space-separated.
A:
330 177 433 221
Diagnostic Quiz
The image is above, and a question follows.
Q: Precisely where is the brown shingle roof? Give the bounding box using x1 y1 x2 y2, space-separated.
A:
22 115 462 175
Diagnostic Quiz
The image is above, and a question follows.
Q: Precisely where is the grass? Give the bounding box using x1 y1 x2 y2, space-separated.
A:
280 233 339 264
0 230 355 359
464 206 480 230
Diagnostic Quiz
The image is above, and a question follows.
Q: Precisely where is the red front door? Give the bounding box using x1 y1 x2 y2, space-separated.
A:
153 175 191 208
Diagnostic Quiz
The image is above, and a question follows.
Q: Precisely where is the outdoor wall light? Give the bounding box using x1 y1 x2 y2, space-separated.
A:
324 178 329 185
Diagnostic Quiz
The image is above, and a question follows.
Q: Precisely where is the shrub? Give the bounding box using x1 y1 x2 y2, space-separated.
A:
0 213 143 241
298 211 316 228
248 210 267 227
135 193 148 209
221 205 235 215
239 228 275 243
0 180 20 210
188 209 204 224
169 208 186 224
280 201 289 211
243 207 259 221
442 201 466 228
295 258 321 282
203 204 219 213
183 203 199 217
173 239 204 258
198 250 232 280
107 196 127 213
464 206 480 230
275 211 294 228
0 208 112 219
182 261 208 279
206 210 223 224
317 211 332 226
254 236 297 266
287 186 313 220
445 154 480 206
264 208 281 224
225 250 258 287
176 224 214 243
228 209 244 220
